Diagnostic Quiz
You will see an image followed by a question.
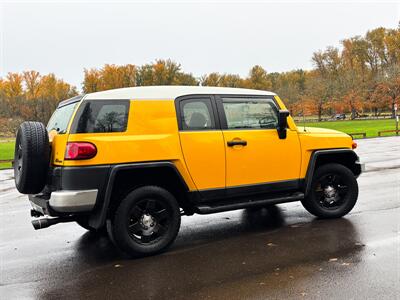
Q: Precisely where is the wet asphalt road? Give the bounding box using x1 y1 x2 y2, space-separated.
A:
1 137 399 300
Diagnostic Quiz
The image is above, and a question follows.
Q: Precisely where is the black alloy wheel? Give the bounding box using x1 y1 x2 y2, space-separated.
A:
301 163 358 219
127 198 171 244
314 173 348 210
109 186 181 258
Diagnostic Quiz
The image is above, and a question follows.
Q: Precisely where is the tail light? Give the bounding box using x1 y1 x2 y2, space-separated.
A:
65 142 97 160
352 141 357 149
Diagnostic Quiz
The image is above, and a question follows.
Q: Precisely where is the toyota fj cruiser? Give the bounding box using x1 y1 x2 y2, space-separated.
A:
14 86 363 257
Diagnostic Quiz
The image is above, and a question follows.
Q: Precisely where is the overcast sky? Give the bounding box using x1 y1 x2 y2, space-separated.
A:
0 1 399 91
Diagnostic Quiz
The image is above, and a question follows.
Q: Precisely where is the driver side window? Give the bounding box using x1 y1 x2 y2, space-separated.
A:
222 98 278 129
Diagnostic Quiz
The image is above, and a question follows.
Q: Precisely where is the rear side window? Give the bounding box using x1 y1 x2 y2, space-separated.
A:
71 100 129 133
47 102 78 134
180 99 215 130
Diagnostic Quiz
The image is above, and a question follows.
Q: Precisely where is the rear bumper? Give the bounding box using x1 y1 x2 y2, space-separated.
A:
355 160 365 177
29 189 98 215
357 161 365 172
29 165 110 217
49 189 98 212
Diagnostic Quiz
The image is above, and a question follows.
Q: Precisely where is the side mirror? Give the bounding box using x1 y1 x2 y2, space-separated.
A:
277 110 290 139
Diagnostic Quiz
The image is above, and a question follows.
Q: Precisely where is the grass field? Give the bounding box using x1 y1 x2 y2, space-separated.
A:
302 118 398 138
0 141 15 170
0 162 12 169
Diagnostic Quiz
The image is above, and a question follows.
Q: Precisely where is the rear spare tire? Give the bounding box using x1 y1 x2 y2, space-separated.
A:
14 121 50 194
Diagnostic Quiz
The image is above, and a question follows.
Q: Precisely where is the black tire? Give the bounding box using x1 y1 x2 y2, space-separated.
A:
108 186 181 258
14 121 50 194
76 218 107 234
301 163 358 219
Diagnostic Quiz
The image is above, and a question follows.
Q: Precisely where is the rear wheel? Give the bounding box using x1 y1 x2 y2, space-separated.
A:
108 186 181 258
301 163 358 218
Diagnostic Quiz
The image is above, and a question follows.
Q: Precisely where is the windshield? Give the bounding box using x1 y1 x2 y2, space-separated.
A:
47 102 78 134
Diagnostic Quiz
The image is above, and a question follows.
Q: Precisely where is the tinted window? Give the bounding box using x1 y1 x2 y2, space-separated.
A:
180 99 215 130
47 102 78 134
71 100 129 133
222 98 278 129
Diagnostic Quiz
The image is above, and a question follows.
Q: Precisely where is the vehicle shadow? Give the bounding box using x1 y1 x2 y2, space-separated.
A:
69 205 287 264
38 206 364 299
171 205 287 250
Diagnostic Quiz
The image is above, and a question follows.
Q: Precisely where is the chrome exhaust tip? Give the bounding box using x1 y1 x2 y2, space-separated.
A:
31 216 76 230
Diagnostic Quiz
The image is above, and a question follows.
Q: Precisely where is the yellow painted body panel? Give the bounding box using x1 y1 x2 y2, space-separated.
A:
56 100 196 190
179 131 225 190
222 129 301 186
297 127 353 178
65 100 176 161
221 95 302 187
47 94 353 193
50 131 69 165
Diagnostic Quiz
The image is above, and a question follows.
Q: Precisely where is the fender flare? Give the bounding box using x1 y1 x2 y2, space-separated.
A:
304 149 360 197
88 161 189 229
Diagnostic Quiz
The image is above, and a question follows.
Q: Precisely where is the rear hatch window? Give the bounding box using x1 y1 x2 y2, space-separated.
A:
70 100 130 133
47 101 79 134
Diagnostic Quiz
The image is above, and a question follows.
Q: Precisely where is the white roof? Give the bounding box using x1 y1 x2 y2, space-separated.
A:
84 86 275 100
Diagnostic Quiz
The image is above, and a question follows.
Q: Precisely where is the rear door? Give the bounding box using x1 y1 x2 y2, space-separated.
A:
176 96 225 194
216 96 301 194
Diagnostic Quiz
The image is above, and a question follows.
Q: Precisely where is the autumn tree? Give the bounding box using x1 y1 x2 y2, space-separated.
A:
0 71 77 126
201 73 245 87
371 77 400 118
2 24 400 135
83 60 198 92
201 66 272 90
101 64 136 90
137 59 197 86
309 48 344 120
244 65 272 90
342 90 363 119
78 26 399 119
23 71 41 99
303 71 331 121
83 68 102 93
271 70 307 115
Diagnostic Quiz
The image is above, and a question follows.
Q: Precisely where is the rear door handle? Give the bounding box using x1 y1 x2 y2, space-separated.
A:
227 140 247 147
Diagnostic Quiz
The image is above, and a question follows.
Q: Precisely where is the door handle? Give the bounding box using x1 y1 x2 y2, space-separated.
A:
227 140 247 147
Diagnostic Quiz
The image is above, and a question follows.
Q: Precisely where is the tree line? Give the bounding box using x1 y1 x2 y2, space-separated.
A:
0 72 77 134
0 25 399 134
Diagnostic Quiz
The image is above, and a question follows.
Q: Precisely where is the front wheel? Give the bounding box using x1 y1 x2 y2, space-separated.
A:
108 186 181 258
301 163 359 219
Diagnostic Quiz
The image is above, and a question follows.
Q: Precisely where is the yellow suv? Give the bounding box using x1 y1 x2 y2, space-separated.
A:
14 86 363 257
